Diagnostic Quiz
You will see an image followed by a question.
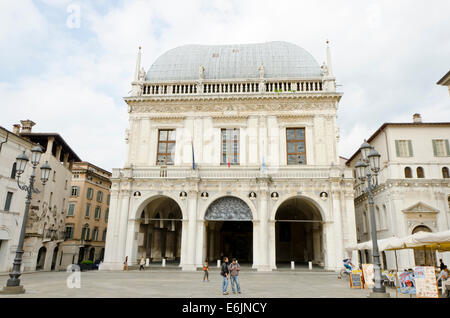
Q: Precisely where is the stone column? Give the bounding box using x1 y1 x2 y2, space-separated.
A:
117 190 131 266
345 188 359 266
46 136 55 154
55 145 62 162
331 188 344 270
179 220 189 267
258 186 270 271
183 190 198 270
268 220 277 269
99 187 122 270
151 228 163 261
165 230 176 260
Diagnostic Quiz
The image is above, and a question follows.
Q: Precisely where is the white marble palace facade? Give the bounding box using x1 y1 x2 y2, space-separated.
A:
100 41 357 272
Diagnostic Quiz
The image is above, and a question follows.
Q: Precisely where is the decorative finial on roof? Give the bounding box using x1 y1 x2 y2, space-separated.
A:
326 39 333 76
134 46 142 81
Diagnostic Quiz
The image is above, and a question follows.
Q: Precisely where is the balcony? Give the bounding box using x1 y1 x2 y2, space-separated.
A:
113 165 350 181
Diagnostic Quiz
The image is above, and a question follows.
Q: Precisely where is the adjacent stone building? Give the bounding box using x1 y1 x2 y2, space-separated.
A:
60 162 111 266
101 41 358 272
346 114 450 270
16 120 81 271
0 125 34 273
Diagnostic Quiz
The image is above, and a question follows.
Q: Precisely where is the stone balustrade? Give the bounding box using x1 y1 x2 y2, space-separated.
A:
113 165 349 180
140 79 323 96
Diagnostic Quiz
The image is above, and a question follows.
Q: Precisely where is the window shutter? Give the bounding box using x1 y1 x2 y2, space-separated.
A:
446 139 450 156
407 140 413 157
395 140 400 157
432 140 438 156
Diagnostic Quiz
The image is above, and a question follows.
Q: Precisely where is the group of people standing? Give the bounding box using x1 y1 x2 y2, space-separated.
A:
203 257 242 295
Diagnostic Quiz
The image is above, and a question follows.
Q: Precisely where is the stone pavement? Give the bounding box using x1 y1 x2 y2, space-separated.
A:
0 267 401 298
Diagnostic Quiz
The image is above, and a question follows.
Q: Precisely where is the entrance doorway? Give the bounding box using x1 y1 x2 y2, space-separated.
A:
275 197 323 267
36 246 47 270
51 246 58 270
412 225 436 266
137 196 183 264
204 196 253 264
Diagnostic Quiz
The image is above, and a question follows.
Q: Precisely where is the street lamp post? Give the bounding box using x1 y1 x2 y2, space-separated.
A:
355 140 389 297
0 144 51 294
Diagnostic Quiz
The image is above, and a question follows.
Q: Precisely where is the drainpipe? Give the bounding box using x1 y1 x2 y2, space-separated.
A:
0 131 9 154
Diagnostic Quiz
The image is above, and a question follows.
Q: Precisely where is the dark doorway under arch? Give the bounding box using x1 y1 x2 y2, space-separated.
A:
275 197 324 267
204 196 253 264
36 246 47 270
137 196 183 265
51 246 58 271
412 225 435 266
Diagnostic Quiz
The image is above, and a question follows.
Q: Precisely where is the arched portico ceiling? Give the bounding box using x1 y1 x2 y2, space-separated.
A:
139 196 182 219
275 196 323 221
205 196 252 221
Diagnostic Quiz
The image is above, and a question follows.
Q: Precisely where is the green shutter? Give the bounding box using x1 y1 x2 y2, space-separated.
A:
432 140 438 156
408 140 413 157
395 140 400 157
446 139 450 156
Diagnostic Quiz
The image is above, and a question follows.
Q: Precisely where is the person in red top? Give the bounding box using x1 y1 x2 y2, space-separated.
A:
202 259 209 282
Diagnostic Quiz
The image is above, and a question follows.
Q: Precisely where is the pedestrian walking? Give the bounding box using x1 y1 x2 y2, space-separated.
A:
439 259 446 271
123 256 128 271
139 257 145 271
228 258 241 294
220 256 230 295
203 259 209 282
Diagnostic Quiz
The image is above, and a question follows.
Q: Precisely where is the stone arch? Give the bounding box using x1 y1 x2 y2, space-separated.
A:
133 193 187 220
204 196 253 221
270 194 325 222
200 193 257 221
272 195 325 266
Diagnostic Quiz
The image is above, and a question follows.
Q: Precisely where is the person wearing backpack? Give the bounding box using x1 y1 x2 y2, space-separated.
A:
228 258 241 294
220 257 230 295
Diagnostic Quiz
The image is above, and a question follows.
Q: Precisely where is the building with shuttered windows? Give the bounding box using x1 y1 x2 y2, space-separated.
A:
346 113 450 270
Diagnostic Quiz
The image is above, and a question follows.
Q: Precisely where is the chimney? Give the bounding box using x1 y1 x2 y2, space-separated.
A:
12 124 20 135
20 120 36 133
413 113 422 123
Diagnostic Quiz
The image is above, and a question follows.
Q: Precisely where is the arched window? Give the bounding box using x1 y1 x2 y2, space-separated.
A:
404 167 412 178
362 211 368 233
443 167 449 179
417 167 424 178
10 162 17 179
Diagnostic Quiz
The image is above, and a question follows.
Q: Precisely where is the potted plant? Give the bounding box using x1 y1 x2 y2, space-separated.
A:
80 260 94 271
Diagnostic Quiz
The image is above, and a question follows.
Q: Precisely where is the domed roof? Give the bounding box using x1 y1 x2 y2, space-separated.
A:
146 41 321 82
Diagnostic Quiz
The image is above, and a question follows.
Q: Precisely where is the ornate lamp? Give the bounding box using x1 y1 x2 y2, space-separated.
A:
15 151 29 176
368 149 381 173
40 161 51 184
30 144 43 166
360 140 372 161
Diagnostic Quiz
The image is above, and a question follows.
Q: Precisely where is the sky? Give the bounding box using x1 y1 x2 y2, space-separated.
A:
0 0 449 171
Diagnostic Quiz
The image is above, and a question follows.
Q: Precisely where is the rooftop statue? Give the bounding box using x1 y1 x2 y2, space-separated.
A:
320 62 329 76
258 63 265 79
199 65 205 80
138 67 146 81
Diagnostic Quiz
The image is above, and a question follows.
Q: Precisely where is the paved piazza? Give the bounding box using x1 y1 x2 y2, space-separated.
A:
0 267 400 298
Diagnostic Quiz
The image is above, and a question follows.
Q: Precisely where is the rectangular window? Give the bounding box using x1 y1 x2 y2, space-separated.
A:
87 188 93 200
432 139 450 157
395 140 413 157
64 225 74 239
156 129 176 165
286 128 306 165
105 208 109 222
4 192 13 211
94 206 101 219
102 229 107 241
71 186 79 197
93 227 99 241
85 203 91 218
107 194 110 206
67 203 76 216
97 191 103 203
221 128 240 165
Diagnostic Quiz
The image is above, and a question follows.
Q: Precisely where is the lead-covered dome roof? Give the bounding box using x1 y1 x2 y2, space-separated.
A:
146 41 321 81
